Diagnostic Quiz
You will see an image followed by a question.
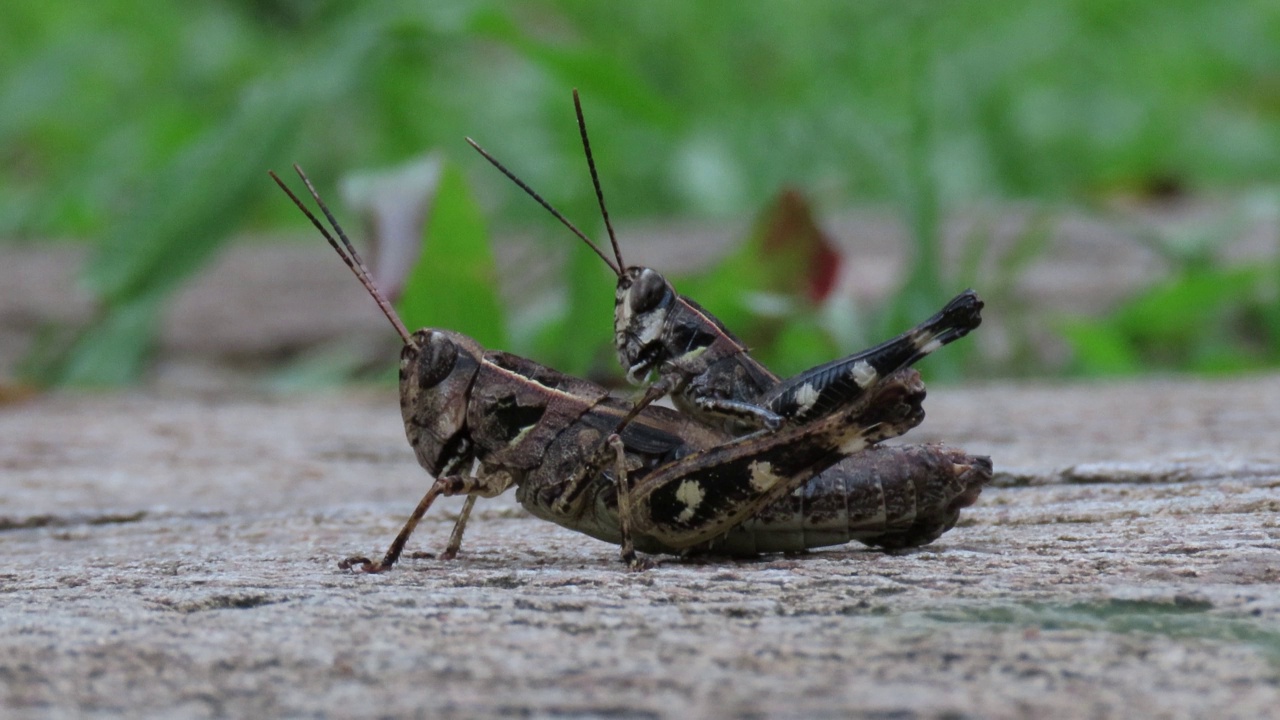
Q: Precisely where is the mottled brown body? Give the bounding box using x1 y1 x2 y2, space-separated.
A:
391 328 984 567
548 373 992 556
273 161 991 571
518 370 936 551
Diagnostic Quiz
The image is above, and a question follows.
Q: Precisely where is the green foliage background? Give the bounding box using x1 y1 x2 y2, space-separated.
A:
3 0 1279 384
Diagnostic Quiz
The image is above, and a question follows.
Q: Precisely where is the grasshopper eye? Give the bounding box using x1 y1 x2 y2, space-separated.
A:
628 268 669 315
405 331 459 389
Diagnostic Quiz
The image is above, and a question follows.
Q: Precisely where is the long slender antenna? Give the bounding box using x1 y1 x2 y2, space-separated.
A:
465 137 622 277
269 166 415 345
572 89 625 272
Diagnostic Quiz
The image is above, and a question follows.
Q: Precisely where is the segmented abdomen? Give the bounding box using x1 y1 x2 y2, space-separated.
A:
694 444 992 556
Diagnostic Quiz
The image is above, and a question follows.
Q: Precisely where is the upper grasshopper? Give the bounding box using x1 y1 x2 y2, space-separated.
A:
468 90 983 436
271 165 987 570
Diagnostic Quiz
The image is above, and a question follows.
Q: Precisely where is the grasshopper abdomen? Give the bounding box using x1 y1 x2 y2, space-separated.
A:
714 445 992 555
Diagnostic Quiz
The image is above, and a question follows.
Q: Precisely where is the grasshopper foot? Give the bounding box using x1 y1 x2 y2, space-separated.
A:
626 555 655 572
338 555 391 573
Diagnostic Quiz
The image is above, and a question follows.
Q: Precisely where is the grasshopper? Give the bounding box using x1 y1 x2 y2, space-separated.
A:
270 166 987 570
468 90 983 436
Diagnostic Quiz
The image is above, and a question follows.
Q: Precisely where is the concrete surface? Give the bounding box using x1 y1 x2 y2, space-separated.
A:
2 374 1279 719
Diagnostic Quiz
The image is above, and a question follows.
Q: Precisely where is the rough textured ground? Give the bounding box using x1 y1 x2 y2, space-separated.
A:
3 375 1279 719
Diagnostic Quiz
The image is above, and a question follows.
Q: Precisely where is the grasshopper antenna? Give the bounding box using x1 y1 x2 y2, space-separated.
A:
269 165 415 346
572 89 625 272
465 137 622 277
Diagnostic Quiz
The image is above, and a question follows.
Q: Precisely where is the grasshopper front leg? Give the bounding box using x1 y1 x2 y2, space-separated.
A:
340 467 514 573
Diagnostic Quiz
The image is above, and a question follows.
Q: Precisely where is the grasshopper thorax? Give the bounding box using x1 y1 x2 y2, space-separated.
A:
399 329 485 476
614 266 677 382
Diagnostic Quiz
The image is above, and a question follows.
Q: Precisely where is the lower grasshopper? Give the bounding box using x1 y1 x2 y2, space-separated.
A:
271 166 989 570
468 91 983 436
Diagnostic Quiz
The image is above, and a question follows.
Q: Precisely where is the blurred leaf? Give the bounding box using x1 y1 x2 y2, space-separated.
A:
530 243 616 378
1113 266 1265 342
765 317 839 379
83 94 302 303
880 34 946 344
46 100 299 385
397 162 506 348
1058 321 1144 376
80 18 380 303
958 210 1054 376
47 293 163 387
994 212 1055 286
1060 264 1275 376
36 20 381 385
680 189 842 369
469 8 679 131
265 341 375 393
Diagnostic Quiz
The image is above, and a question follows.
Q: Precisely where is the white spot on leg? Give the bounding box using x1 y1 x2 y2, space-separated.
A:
839 430 873 455
850 360 877 388
917 336 943 355
748 460 783 493
675 480 705 523
792 383 819 414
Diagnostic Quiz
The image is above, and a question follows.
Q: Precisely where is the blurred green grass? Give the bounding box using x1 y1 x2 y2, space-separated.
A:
3 0 1279 384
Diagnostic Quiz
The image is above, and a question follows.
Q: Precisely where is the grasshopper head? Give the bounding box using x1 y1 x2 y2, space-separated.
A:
270 167 485 479
614 266 676 382
399 329 485 476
